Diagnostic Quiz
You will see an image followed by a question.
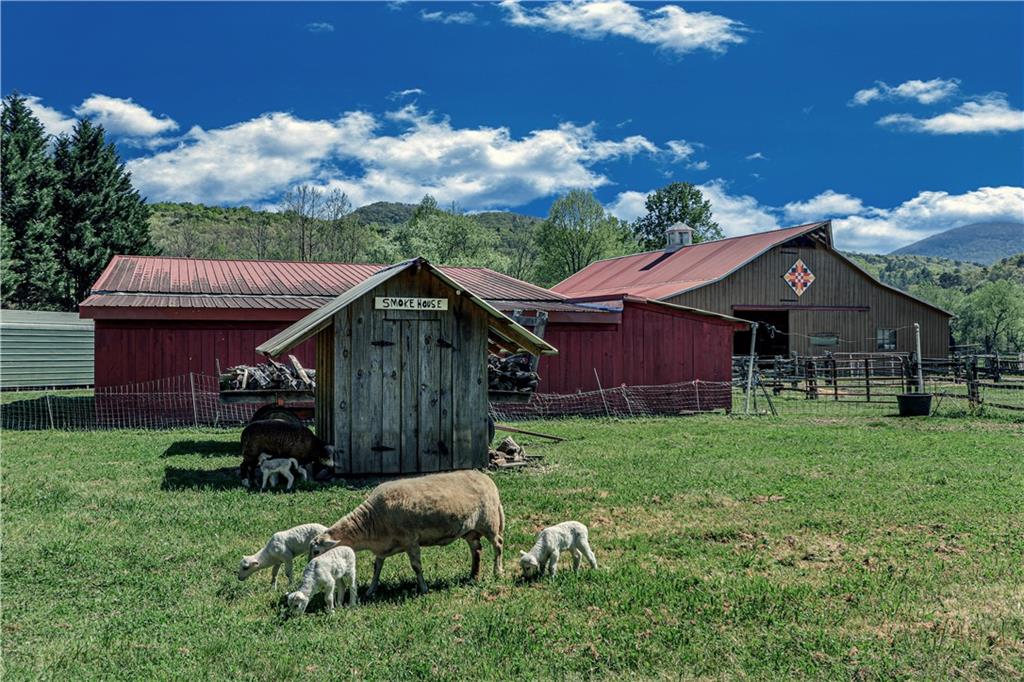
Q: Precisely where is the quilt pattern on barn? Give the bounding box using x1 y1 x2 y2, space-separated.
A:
783 259 815 297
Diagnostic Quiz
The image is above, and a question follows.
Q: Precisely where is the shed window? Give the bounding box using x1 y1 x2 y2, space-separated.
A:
876 328 897 351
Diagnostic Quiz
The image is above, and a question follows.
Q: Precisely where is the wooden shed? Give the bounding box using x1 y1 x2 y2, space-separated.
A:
256 257 557 476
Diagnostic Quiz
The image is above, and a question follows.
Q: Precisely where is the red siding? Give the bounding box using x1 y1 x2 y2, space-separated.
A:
93 320 315 387
536 301 735 405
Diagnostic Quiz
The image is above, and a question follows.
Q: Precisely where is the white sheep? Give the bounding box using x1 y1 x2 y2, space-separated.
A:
519 521 597 578
238 523 328 587
286 545 358 616
258 453 308 491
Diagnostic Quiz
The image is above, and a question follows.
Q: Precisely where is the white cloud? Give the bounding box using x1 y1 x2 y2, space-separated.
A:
73 94 178 137
420 9 476 24
696 180 781 237
783 190 865 223
833 186 1024 252
745 151 766 161
850 78 960 106
128 105 661 207
610 183 1024 252
688 160 709 171
665 139 695 162
305 22 335 33
500 0 746 55
23 95 76 137
390 88 425 100
877 94 1024 134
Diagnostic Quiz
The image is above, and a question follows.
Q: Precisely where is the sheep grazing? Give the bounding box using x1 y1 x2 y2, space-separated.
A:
285 545 358 617
238 523 329 587
239 420 334 486
310 470 504 597
257 453 308 491
519 521 597 578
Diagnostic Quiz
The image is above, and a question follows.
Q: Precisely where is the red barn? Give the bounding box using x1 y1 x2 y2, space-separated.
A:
80 256 745 409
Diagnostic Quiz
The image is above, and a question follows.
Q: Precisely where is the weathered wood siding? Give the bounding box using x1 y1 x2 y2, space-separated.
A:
314 326 334 442
665 242 950 356
320 267 489 475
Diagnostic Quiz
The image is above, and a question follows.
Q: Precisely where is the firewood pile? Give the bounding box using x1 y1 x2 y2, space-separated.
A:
488 353 539 393
221 355 316 391
488 436 537 469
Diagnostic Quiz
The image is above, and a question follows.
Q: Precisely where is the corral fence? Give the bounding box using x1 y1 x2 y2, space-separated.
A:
731 352 1024 417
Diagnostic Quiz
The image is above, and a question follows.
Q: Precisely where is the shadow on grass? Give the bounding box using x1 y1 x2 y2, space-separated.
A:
161 440 238 458
161 465 245 491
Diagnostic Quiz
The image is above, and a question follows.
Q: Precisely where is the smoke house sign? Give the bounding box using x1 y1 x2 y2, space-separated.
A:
374 297 449 311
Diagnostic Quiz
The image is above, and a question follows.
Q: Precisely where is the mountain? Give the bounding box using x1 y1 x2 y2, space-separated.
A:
890 221 1024 264
350 201 542 233
847 251 1024 293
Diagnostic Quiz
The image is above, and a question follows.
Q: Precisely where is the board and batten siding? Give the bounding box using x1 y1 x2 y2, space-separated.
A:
317 267 490 475
665 243 950 357
1 310 95 389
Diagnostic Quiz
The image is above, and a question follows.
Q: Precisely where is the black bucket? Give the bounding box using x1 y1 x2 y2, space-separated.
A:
897 393 932 417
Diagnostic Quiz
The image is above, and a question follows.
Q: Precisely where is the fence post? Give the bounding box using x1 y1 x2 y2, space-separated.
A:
967 357 980 408
744 323 758 415
913 323 925 393
864 358 871 402
806 359 818 400
46 394 55 430
830 355 839 401
189 372 200 428
695 381 701 413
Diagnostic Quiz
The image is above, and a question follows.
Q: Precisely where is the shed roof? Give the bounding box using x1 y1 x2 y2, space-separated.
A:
256 257 558 358
553 222 832 299
86 255 562 302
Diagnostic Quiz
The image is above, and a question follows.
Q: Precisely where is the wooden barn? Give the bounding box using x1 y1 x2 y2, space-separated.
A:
78 255 745 403
555 221 953 357
256 257 556 475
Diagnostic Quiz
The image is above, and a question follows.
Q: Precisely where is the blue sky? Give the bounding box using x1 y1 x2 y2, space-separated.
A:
3 1 1022 253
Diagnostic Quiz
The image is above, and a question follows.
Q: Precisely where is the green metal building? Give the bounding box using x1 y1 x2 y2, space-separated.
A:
0 310 94 389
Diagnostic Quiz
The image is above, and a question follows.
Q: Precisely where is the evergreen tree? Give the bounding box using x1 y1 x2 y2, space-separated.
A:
631 182 722 250
1 93 60 309
52 120 153 309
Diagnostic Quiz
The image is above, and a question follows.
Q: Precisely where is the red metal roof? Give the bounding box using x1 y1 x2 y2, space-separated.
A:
553 222 831 299
85 255 566 307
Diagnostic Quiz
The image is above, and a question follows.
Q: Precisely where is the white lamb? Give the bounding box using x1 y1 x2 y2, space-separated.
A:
257 453 308 491
238 523 328 587
286 545 358 616
519 521 597 578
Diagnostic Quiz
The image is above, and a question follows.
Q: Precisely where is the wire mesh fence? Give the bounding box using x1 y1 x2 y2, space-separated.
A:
3 354 1022 432
1 373 265 431
489 380 734 422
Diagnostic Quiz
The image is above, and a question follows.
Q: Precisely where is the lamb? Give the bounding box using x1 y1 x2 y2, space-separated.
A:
519 521 597 578
310 470 504 597
257 453 308 491
239 420 334 487
238 522 329 587
285 545 358 617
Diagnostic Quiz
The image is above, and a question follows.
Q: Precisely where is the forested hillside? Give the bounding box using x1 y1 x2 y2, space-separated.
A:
890 221 1024 264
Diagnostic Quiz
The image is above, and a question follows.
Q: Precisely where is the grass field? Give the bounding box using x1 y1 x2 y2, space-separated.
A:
3 414 1023 680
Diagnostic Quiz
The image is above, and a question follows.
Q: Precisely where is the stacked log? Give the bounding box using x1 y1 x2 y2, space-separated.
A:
488 353 539 393
221 355 316 391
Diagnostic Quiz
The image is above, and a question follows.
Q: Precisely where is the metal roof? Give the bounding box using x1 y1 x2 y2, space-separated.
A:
553 222 832 299
256 257 558 358
87 255 564 303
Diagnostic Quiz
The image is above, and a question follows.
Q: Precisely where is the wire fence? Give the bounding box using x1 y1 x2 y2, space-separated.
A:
1 373 266 431
3 354 1022 432
489 380 734 422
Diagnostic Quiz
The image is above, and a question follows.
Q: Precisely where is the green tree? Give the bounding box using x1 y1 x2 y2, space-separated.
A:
1 93 60 309
534 189 635 286
395 199 504 268
631 182 722 250
956 280 1024 353
52 120 153 309
499 215 540 282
